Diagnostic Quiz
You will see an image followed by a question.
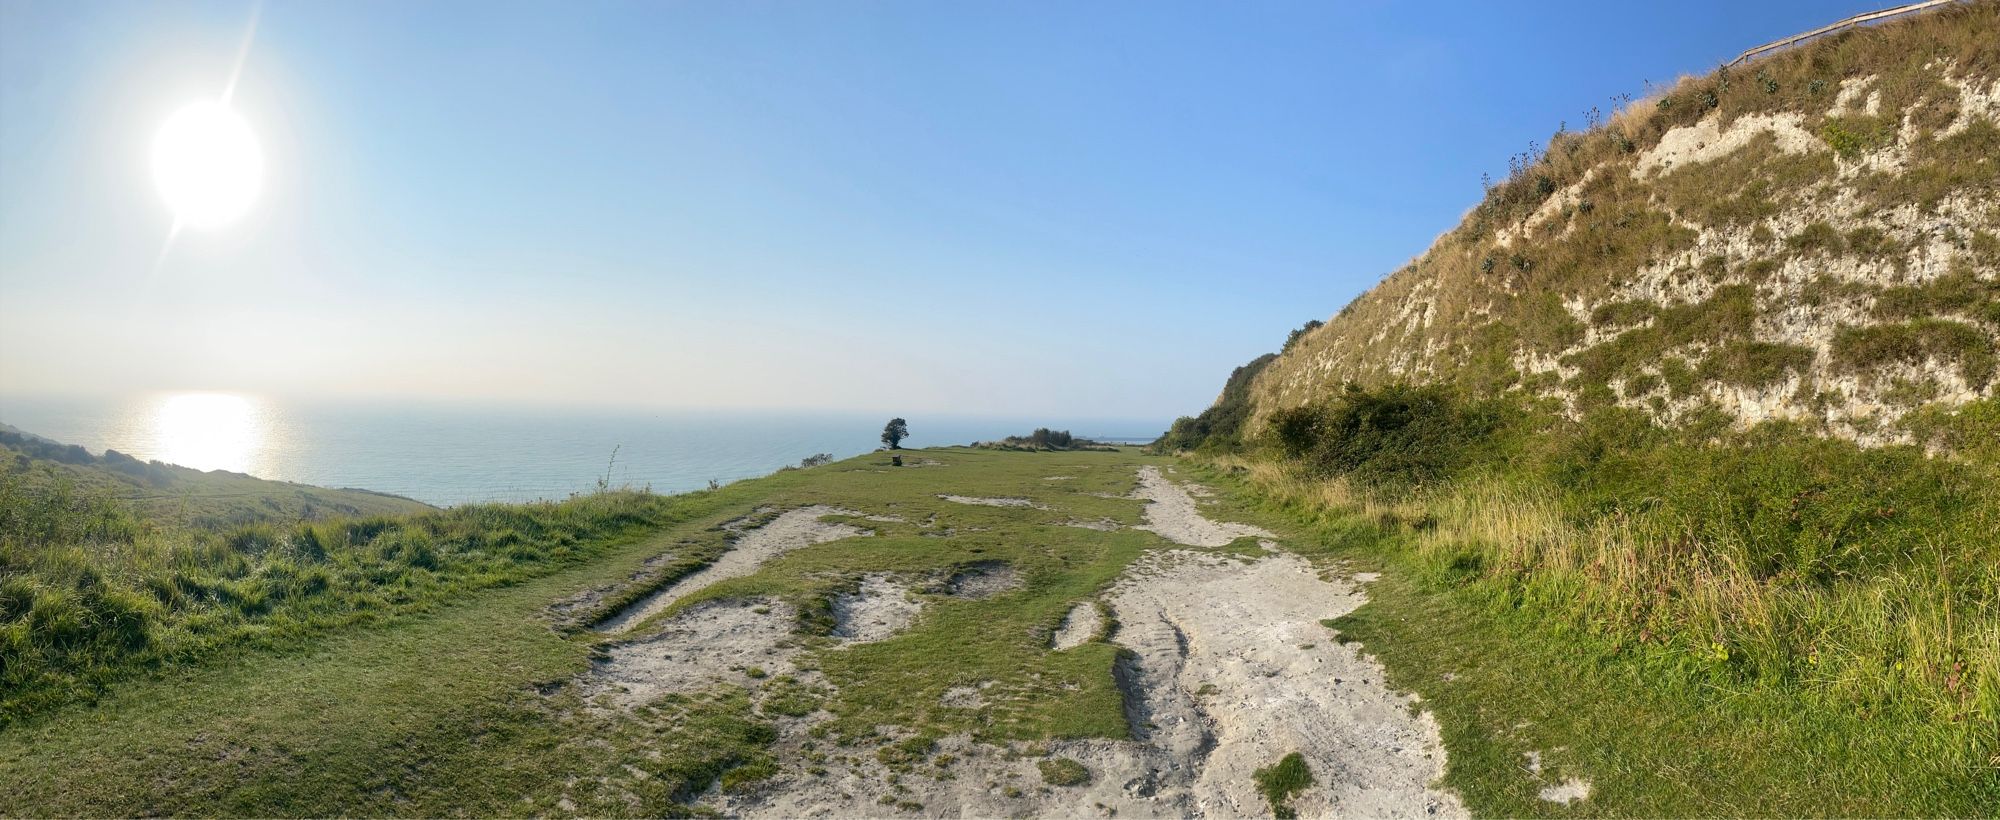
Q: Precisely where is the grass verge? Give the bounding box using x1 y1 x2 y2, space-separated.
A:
1181 458 2000 817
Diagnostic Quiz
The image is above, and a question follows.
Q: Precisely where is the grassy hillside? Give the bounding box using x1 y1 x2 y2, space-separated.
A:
0 447 1167 815
1253 1 1999 443
1161 3 2000 809
1 425 430 529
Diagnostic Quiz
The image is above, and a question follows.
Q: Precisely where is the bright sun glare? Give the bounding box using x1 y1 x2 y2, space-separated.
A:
151 101 264 230
153 392 263 474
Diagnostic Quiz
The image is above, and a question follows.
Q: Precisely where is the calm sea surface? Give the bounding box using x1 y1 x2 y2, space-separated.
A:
0 393 1166 506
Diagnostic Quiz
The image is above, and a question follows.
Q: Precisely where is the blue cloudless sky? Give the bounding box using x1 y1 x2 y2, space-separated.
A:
0 0 1886 420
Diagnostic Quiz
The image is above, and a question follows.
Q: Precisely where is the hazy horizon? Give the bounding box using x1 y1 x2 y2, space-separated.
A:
2 0 1888 417
0 391 1171 503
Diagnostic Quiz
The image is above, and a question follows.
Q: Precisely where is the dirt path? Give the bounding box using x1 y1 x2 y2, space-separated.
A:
587 598 799 709
1132 466 1273 547
1107 548 1463 817
722 467 1463 818
595 506 869 634
1110 469 1461 816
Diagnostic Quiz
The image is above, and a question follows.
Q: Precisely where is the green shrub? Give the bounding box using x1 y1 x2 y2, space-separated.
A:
1283 319 1325 353
1266 384 1506 490
1819 116 1893 158
1699 342 1816 388
1832 319 1997 387
1253 752 1313 819
1786 221 1845 254
1155 353 1279 453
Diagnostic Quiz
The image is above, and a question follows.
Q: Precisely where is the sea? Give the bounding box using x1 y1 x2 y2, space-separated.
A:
0 393 1167 507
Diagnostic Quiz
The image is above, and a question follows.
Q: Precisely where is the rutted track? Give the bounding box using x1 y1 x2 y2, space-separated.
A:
723 466 1464 818
1087 466 1464 817
594 505 870 634
1105 548 1463 817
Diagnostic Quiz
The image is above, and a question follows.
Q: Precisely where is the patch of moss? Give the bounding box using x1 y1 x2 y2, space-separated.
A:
1253 752 1314 819
1037 757 1090 787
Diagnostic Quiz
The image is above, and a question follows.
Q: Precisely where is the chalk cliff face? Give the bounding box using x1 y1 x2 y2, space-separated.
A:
1245 3 2000 446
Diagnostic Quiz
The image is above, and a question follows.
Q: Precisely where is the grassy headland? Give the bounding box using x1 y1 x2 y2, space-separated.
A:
0 443 1172 815
7 416 1998 815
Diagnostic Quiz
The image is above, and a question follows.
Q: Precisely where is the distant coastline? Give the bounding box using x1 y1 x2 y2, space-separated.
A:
0 394 1166 506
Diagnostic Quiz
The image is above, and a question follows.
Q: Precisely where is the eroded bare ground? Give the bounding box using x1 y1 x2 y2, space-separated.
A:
1131 466 1273 547
1051 602 1104 651
831 574 923 644
709 467 1464 819
937 494 1049 509
1107 548 1463 818
595 506 871 634
586 598 800 709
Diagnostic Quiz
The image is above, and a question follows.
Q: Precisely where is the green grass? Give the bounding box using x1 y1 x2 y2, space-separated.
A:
1037 756 1090 786
11 435 2000 816
0 469 789 815
1563 285 1760 400
1831 317 1997 388
1873 265 2000 328
1252 752 1313 818
674 447 1163 745
1183 456 2000 816
1697 341 1816 388
0 445 1189 816
0 431 431 529
0 469 698 721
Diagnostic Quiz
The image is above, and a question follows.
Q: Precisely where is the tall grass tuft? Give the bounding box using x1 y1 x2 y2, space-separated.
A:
0 463 686 724
1214 387 2000 766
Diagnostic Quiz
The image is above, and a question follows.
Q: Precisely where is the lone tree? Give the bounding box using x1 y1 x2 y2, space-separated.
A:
881 418 909 450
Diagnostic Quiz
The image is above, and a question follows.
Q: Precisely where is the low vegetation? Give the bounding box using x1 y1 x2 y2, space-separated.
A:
1153 351 1278 453
1188 381 2000 812
0 461 683 721
1832 317 1997 388
1 428 429 528
1037 756 1090 786
0 444 1167 815
1252 752 1313 819
1247 1 2000 436
975 428 1113 452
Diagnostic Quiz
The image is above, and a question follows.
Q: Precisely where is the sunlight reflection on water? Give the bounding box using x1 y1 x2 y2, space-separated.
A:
1 394 1165 506
144 392 267 474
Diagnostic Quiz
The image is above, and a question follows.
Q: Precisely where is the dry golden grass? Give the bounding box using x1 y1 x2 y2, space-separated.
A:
1223 454 2000 737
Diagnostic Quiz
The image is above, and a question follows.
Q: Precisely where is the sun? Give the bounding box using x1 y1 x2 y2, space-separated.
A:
151 101 264 230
